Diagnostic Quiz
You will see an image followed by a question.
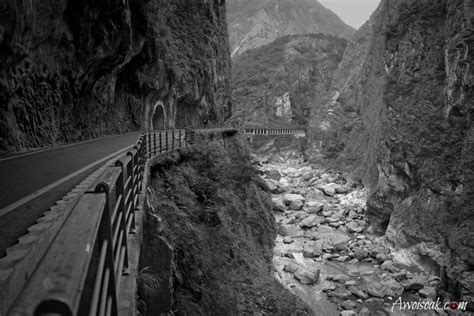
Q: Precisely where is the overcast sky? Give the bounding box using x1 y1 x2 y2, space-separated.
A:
319 0 381 29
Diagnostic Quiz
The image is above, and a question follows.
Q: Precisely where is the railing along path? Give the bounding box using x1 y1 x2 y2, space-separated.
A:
8 129 194 316
7 127 302 315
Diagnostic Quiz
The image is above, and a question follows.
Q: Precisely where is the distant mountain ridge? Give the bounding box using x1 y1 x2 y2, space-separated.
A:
227 0 355 57
231 33 347 126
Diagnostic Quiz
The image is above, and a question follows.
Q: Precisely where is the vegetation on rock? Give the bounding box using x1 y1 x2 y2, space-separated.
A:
140 137 309 315
231 34 347 127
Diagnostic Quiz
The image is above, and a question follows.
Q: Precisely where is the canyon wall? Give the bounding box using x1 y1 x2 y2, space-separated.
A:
0 0 231 153
326 0 474 302
140 136 309 314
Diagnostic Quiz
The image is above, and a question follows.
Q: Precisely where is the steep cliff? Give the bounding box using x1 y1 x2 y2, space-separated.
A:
227 0 355 58
0 0 231 153
140 136 309 315
231 34 347 127
324 0 474 303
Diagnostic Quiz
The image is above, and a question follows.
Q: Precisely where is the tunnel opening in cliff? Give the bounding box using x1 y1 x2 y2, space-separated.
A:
152 103 166 130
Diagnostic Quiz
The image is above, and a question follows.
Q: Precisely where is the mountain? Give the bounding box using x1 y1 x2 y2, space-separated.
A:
231 33 347 126
312 0 474 302
227 0 356 58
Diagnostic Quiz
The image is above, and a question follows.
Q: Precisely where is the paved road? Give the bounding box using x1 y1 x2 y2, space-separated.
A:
0 133 141 209
0 132 141 256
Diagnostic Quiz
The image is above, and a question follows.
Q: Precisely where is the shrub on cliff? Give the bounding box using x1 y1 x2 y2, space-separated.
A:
140 136 309 315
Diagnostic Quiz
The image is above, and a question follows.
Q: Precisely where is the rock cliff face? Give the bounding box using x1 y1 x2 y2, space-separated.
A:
227 0 355 58
0 0 231 153
231 34 347 126
325 0 474 301
140 135 309 314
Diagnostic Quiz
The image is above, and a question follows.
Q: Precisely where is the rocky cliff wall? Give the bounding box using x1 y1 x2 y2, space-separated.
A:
0 0 231 153
325 0 474 302
140 136 309 314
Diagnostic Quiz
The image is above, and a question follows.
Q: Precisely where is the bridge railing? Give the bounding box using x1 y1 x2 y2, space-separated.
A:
8 130 192 315
242 127 307 136
7 126 296 315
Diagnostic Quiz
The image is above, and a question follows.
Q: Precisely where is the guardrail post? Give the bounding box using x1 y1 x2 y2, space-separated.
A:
172 130 175 149
153 132 156 156
159 132 162 153
147 133 151 158
126 151 136 212
90 182 119 316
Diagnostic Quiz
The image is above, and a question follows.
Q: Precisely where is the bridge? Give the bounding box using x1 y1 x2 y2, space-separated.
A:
0 127 306 315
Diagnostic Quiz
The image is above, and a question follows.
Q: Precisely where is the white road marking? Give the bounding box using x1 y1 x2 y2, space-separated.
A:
0 145 133 217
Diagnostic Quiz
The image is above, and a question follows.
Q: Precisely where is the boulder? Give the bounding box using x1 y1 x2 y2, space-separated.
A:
340 311 357 316
353 248 369 260
271 197 286 212
289 199 304 211
340 300 357 310
348 286 369 299
327 288 352 299
283 236 294 244
283 194 305 206
366 282 386 298
277 225 290 236
283 263 299 273
345 221 364 233
264 170 281 181
300 172 315 182
382 278 404 297
403 274 428 291
333 255 349 262
322 284 337 292
304 201 324 213
321 186 336 197
330 275 351 283
294 267 320 285
300 215 322 229
264 179 280 194
381 260 398 273
335 185 351 194
303 240 323 258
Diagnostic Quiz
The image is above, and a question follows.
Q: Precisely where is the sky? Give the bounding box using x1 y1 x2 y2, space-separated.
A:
318 0 381 29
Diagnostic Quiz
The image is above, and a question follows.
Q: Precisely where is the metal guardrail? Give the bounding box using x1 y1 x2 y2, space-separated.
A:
8 130 191 316
242 127 307 136
6 126 302 315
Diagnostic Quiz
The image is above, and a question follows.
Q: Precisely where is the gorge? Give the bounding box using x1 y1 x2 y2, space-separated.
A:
0 0 473 315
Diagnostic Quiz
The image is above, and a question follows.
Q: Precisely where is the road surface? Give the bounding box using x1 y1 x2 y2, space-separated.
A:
0 132 142 256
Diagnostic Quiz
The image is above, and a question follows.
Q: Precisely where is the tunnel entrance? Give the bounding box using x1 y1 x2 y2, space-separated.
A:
152 103 165 130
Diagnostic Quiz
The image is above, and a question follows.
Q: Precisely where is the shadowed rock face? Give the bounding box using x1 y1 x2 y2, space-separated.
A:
0 0 231 153
322 0 474 302
227 0 355 58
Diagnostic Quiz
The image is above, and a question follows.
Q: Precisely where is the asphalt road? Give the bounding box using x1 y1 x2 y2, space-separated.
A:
0 132 141 255
0 133 141 209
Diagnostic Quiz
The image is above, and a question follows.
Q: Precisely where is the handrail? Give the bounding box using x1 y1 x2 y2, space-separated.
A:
8 130 192 316
7 126 302 315
242 127 307 136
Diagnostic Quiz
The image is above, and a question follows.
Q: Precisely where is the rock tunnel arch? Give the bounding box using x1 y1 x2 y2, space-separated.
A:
152 102 166 130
